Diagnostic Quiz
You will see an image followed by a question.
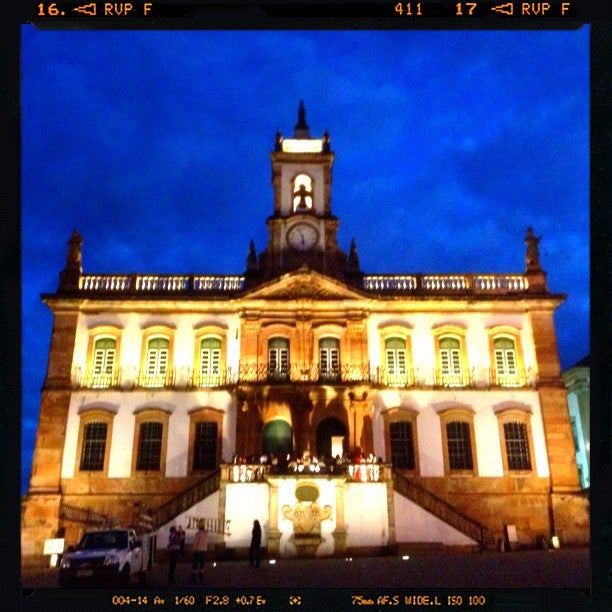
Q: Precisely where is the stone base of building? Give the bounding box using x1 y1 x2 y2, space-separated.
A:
21 471 589 566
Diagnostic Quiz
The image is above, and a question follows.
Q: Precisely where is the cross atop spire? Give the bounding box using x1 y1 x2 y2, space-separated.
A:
294 100 311 138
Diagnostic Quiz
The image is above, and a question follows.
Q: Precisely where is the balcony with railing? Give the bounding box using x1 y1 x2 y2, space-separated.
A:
71 364 537 390
224 461 390 483
72 366 177 390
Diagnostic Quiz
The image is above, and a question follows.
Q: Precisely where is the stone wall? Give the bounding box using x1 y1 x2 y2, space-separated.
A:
400 474 589 548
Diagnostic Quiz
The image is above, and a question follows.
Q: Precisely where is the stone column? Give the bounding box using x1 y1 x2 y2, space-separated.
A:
216 473 228 556
529 308 587 545
347 318 367 374
332 479 347 555
266 481 281 555
385 475 397 552
296 319 313 377
529 309 580 491
29 310 80 492
240 318 261 380
348 393 370 455
23 308 80 559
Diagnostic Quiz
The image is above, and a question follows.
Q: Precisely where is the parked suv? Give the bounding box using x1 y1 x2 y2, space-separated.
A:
59 528 153 587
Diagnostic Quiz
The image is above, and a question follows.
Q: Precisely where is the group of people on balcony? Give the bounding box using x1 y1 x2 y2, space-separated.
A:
229 450 384 482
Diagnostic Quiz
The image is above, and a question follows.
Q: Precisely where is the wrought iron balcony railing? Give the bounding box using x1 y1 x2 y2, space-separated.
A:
74 369 121 389
70 364 538 390
137 370 176 389
232 362 375 384
434 369 474 388
488 368 536 388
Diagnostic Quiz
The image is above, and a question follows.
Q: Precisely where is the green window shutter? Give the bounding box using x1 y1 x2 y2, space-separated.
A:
319 338 340 380
147 337 169 376
200 338 222 376
268 338 289 374
494 338 518 379
385 337 407 376
92 338 116 387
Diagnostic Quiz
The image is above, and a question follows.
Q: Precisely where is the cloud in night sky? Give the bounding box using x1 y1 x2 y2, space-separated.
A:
20 27 590 492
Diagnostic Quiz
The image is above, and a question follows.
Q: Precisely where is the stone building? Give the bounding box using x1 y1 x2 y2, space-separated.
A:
22 103 589 562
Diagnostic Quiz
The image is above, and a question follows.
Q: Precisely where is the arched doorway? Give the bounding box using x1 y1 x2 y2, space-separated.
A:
316 418 347 459
262 419 293 456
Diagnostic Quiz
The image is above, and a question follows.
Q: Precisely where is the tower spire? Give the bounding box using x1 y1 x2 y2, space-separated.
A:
294 100 311 138
244 239 262 289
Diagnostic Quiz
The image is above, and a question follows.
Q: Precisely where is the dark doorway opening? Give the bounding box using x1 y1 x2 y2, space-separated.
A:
316 418 347 459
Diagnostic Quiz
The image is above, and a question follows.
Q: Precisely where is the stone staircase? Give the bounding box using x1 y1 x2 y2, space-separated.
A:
392 470 496 551
152 470 221 529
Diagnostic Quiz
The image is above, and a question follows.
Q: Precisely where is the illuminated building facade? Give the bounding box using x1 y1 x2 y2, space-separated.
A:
22 104 589 560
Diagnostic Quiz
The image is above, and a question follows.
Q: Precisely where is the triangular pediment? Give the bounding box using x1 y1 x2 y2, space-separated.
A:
244 267 365 300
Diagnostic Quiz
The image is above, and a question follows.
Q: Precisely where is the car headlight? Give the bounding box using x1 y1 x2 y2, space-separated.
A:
104 552 121 566
59 557 71 569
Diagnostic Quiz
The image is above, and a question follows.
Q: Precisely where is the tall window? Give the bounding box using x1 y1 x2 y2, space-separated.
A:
136 422 163 471
144 337 169 387
446 421 473 470
199 337 221 386
319 337 340 381
79 422 108 471
268 338 289 381
389 421 415 469
503 421 532 471
91 337 116 388
385 337 407 386
493 337 519 386
192 421 218 470
439 336 463 387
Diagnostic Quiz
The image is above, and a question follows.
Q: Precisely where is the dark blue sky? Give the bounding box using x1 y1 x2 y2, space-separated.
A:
21 27 590 492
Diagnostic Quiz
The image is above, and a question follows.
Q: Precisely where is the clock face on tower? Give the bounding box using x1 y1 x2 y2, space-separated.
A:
287 222 319 252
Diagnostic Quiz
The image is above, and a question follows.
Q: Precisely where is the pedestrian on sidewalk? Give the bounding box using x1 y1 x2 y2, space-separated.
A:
177 525 186 557
167 526 181 584
249 520 262 568
191 521 209 582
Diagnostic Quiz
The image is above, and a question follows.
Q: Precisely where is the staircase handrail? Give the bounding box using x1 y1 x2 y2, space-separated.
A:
153 470 221 529
392 470 492 550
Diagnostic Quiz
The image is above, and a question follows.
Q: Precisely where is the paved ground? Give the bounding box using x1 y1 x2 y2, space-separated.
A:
22 548 589 590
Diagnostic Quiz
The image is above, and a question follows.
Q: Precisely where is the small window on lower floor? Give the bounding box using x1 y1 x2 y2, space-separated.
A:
504 421 532 471
193 421 218 470
136 421 163 471
79 422 108 471
390 420 415 469
446 421 473 470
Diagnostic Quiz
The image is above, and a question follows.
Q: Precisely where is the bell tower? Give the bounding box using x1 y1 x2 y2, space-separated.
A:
257 102 349 281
